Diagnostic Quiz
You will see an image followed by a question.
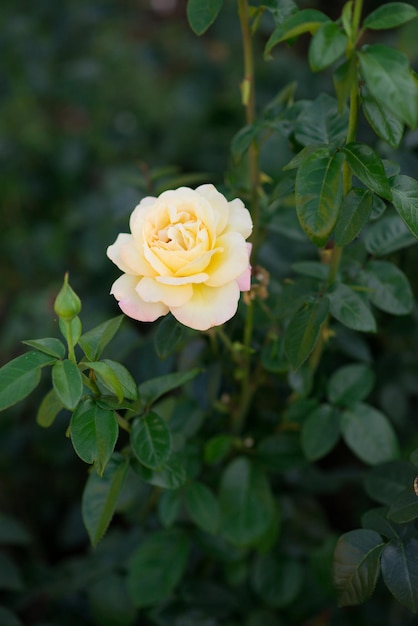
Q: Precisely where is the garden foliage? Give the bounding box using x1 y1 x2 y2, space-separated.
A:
2 0 418 624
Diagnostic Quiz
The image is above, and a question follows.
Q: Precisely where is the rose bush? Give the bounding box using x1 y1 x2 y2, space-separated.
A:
107 184 252 330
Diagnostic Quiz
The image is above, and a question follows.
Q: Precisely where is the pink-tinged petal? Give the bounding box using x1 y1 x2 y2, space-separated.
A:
205 232 250 287
196 184 229 235
171 281 240 331
110 274 168 322
107 234 137 274
237 266 251 291
227 198 253 238
136 277 193 307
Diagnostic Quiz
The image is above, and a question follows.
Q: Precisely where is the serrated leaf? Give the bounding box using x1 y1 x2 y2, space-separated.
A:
361 87 404 148
295 93 348 146
22 338 66 359
265 9 329 56
84 361 124 403
186 0 223 35
219 457 274 547
390 174 418 239
185 481 220 534
131 411 171 469
59 315 82 346
359 260 413 315
127 529 189 608
136 452 187 489
341 402 399 465
334 188 373 246
301 404 341 460
358 44 418 128
52 359 83 410
327 363 375 406
364 2 418 30
333 529 385 606
100 359 138 401
364 213 416 255
137 368 200 410
284 297 329 369
71 397 118 475
342 142 392 200
327 283 376 333
295 149 344 246
82 453 129 546
309 22 347 72
0 351 55 411
36 388 65 428
79 316 124 361
231 124 261 162
381 539 418 612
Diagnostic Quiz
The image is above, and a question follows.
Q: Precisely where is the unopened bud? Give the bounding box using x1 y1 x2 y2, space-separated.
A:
54 273 81 321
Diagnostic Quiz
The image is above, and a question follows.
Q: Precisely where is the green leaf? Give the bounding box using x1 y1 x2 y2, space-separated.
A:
100 359 138 401
265 9 329 56
309 22 347 71
381 539 418 612
390 174 418 239
231 124 262 162
71 397 119 475
301 404 341 461
361 87 404 148
333 529 385 606
364 461 418 505
204 434 234 464
295 149 344 246
257 433 306 473
291 261 329 280
36 388 64 428
185 481 220 534
81 453 129 546
127 529 189 608
186 0 223 35
362 507 402 541
359 260 413 315
341 402 399 465
22 338 66 359
59 315 82 346
131 411 171 470
136 453 187 489
327 283 376 333
0 351 55 411
251 555 303 608
364 213 416 256
358 44 418 128
327 363 375 406
154 314 185 360
79 315 124 361
294 93 348 146
388 490 418 523
137 368 200 411
219 457 274 547
52 359 83 410
342 142 392 200
158 489 182 528
333 57 357 113
88 574 136 626
364 2 418 30
284 297 329 369
84 361 125 403
334 188 373 246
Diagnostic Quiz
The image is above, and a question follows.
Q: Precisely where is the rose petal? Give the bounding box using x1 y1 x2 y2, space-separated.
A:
136 277 193 307
107 234 136 274
171 281 240 331
227 198 253 239
110 274 168 322
157 273 209 285
196 184 229 235
120 237 155 277
204 232 250 287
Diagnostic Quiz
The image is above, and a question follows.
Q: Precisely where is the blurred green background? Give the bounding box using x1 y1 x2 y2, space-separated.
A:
1 1 418 624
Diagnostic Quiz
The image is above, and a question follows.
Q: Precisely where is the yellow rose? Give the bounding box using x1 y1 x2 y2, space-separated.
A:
107 184 253 331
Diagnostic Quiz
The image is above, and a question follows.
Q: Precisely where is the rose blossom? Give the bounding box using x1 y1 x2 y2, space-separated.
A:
106 184 253 331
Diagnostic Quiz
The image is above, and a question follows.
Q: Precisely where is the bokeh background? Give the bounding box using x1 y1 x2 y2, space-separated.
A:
1 1 418 624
